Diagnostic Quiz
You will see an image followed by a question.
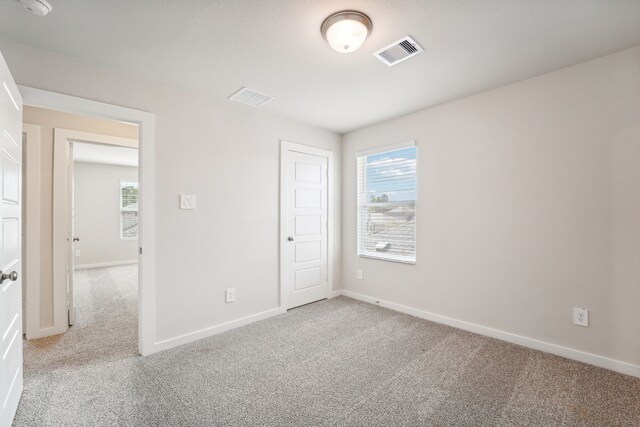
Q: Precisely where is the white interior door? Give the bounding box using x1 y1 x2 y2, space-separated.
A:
0 52 23 427
67 143 75 325
284 149 328 309
52 135 72 335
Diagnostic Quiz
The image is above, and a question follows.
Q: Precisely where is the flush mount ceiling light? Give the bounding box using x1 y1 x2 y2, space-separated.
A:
321 10 372 53
16 0 52 16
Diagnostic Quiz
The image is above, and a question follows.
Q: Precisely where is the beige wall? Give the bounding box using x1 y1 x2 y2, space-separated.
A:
11 34 636 367
342 46 640 366
74 162 139 268
2 37 342 343
22 106 138 329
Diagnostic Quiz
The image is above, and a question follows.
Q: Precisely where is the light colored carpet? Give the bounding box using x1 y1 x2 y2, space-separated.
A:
14 266 640 426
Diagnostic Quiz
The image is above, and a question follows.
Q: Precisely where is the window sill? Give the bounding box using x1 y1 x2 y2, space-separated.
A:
358 253 415 265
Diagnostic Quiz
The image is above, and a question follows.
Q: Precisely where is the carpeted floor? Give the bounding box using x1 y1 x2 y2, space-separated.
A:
14 266 640 426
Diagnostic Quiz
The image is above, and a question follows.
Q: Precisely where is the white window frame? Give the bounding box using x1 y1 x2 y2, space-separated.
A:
120 180 139 240
356 140 417 264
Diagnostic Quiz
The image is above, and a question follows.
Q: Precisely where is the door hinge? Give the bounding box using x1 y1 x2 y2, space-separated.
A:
139 247 143 255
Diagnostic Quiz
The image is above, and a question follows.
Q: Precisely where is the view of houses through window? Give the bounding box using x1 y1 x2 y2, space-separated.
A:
120 180 139 239
357 144 417 263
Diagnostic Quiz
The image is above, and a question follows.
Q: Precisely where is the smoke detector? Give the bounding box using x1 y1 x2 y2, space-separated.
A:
17 0 52 16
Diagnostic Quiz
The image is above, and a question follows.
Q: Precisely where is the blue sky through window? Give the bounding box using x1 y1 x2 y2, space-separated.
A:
366 147 416 203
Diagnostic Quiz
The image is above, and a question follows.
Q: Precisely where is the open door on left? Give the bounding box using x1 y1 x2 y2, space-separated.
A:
0 51 23 427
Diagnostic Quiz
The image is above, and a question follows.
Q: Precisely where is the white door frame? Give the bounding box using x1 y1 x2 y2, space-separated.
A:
19 86 157 356
279 141 334 309
22 124 41 339
51 130 138 333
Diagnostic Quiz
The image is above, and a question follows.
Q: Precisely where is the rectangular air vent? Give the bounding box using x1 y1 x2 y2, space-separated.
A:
373 36 424 67
228 87 274 107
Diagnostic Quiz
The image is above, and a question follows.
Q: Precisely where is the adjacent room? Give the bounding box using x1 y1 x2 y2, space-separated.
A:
0 1 639 426
19 106 141 374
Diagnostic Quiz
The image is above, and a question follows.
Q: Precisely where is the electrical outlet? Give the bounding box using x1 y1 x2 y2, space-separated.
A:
225 288 236 303
357 269 363 280
573 307 589 327
75 249 81 257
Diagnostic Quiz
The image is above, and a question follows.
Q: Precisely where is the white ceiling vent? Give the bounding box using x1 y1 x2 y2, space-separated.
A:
373 36 424 67
228 87 274 107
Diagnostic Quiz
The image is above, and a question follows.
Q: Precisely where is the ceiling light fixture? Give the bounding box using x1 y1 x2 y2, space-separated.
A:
17 0 52 16
321 10 372 54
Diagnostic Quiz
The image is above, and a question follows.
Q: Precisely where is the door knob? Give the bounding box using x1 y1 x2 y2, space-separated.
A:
0 271 18 283
288 236 294 242
73 237 80 242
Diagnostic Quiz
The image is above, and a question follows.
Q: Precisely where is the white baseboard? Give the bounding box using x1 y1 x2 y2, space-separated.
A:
25 325 66 340
339 289 640 379
152 307 287 353
74 260 138 270
328 289 343 299
153 290 344 354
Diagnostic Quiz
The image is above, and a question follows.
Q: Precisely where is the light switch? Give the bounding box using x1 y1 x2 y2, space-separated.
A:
180 195 197 210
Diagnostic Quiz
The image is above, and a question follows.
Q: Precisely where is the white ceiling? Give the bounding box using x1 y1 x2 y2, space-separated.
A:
1 0 639 133
73 142 138 167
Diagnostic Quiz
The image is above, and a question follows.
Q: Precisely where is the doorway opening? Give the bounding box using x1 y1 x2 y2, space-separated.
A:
20 96 156 358
19 86 156 356
69 141 139 338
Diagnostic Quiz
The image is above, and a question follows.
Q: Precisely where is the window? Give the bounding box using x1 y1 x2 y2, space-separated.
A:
357 143 416 263
120 180 138 239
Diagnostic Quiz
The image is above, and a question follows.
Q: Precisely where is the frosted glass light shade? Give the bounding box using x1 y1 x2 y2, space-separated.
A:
321 11 372 54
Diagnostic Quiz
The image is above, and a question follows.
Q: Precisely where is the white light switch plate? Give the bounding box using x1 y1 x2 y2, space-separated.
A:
180 194 197 210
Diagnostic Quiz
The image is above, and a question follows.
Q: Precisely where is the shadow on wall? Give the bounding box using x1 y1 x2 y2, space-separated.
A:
609 121 640 361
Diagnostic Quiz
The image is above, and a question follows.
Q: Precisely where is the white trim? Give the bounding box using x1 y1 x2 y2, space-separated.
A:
22 124 42 340
356 139 415 158
280 141 335 310
74 260 138 270
65 129 137 148
153 307 286 353
23 326 58 340
338 289 640 379
358 253 416 264
328 290 343 299
19 86 157 356
51 131 70 335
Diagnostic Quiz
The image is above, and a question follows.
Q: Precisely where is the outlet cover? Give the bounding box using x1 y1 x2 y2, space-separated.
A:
357 269 363 280
226 288 236 303
75 249 81 257
573 307 589 327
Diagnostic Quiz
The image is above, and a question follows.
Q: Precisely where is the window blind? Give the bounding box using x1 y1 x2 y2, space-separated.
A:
120 181 139 239
357 144 416 263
